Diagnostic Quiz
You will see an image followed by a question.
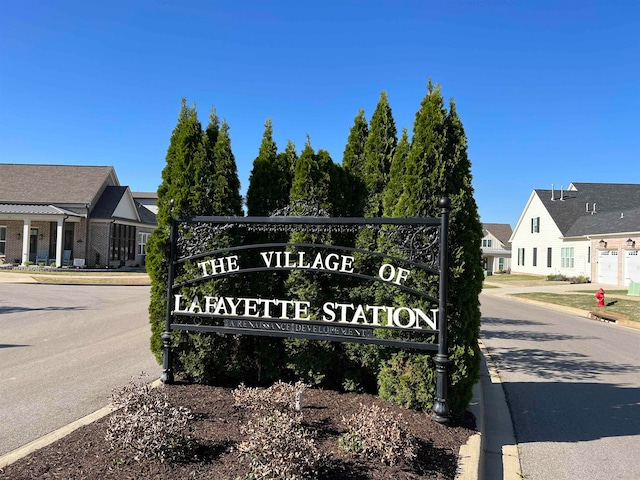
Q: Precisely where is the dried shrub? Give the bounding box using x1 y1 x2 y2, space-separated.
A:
233 381 327 479
339 403 417 466
105 374 193 461
232 380 308 414
238 410 329 480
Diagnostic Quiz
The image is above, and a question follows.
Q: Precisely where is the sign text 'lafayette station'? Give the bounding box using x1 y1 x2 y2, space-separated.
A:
174 249 438 330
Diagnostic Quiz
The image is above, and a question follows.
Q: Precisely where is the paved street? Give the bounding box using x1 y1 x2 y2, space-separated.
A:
480 293 640 480
0 282 159 456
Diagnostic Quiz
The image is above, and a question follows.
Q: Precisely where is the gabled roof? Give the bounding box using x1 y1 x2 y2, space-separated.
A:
482 223 512 247
0 164 118 205
90 186 130 219
90 186 157 226
535 183 640 236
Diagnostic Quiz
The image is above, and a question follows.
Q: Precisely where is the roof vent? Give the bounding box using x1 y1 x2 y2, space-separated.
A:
586 203 589 212
621 212 624 219
560 185 564 201
551 184 555 201
591 203 596 215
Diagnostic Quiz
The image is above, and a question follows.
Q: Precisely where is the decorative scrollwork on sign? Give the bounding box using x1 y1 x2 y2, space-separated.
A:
270 201 330 218
386 225 440 266
177 222 235 258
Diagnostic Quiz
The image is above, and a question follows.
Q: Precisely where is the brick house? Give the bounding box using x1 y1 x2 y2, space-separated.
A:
0 164 157 268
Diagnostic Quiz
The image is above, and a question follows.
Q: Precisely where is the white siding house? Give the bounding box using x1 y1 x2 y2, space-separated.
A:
482 223 512 274
510 183 640 285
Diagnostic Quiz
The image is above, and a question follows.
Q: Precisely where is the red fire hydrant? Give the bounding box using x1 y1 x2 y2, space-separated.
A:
595 288 605 307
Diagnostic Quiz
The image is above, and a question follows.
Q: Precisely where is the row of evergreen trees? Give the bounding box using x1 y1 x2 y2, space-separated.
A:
146 80 483 414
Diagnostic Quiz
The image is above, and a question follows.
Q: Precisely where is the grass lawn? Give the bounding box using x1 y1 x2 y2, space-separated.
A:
513 292 640 323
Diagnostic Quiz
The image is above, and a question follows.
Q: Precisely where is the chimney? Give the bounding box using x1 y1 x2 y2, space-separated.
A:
551 184 555 201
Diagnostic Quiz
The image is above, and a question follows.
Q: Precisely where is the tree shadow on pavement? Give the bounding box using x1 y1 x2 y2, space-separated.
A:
504 381 640 443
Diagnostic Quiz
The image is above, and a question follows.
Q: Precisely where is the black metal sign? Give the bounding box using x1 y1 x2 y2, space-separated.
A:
162 197 451 422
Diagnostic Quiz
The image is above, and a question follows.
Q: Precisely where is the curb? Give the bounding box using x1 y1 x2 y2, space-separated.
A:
0 380 162 470
0 406 114 469
476 340 523 480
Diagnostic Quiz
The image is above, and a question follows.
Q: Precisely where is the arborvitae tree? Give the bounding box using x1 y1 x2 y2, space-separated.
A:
284 139 345 387
342 109 369 217
148 98 206 361
362 91 397 218
383 127 410 217
378 80 482 414
195 107 220 213
246 119 280 216
210 120 243 215
345 93 398 391
436 99 483 412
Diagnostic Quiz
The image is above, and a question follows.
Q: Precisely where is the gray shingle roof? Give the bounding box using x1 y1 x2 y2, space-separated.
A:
482 223 513 247
536 183 640 236
0 164 117 205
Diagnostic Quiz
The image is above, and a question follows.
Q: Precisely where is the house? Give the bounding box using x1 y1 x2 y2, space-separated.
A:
0 164 157 268
510 183 640 286
481 223 512 274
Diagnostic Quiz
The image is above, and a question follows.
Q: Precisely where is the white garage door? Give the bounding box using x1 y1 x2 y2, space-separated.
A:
597 250 618 285
624 250 640 286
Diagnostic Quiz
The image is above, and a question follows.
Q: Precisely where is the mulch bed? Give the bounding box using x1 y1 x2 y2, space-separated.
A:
0 382 476 479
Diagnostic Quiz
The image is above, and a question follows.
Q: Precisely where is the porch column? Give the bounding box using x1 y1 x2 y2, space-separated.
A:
21 220 31 265
55 218 64 267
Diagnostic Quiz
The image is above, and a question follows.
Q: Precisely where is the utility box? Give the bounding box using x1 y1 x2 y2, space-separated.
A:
628 282 640 297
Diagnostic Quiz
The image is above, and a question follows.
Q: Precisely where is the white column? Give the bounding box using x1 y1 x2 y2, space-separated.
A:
55 218 64 267
21 220 31 265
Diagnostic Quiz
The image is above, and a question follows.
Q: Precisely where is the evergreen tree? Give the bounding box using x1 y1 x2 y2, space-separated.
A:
246 119 291 216
285 139 345 387
378 80 482 414
383 127 410 217
195 107 221 213
148 98 206 360
342 109 369 217
210 120 243 215
362 91 397 218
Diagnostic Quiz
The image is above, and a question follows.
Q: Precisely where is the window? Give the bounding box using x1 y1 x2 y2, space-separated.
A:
561 247 574 268
111 224 136 261
533 247 537 267
482 239 492 248
518 248 525 266
531 217 540 233
547 248 552 268
138 232 150 256
498 257 505 271
0 226 6 255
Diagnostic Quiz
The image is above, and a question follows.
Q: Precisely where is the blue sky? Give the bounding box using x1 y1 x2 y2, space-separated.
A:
1 1 638 226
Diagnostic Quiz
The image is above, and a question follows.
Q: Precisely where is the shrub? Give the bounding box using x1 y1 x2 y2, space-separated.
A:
547 274 567 281
234 381 328 479
233 380 308 414
339 403 416 466
238 410 329 480
105 374 193 461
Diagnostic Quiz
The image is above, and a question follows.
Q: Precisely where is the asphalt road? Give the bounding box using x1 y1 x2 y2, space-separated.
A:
480 294 640 480
0 283 159 456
